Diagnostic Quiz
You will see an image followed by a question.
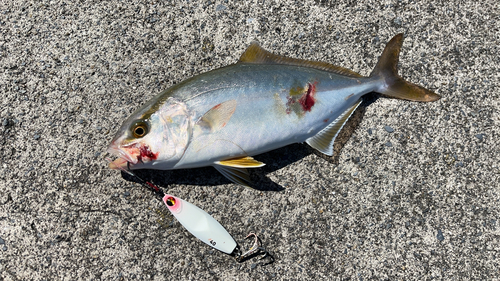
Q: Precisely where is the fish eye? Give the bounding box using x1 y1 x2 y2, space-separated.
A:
132 121 149 138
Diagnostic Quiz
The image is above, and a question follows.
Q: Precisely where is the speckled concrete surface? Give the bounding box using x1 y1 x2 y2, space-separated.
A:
1 0 499 280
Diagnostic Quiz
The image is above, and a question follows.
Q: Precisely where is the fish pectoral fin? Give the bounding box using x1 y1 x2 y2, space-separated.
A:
213 165 251 187
195 100 237 135
215 156 265 168
239 42 363 78
306 100 362 156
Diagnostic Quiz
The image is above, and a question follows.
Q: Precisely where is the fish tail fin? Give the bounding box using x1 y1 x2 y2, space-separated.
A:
370 34 440 102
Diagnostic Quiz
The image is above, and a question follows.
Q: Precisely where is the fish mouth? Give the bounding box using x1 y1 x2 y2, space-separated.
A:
108 157 130 170
107 141 159 170
107 144 137 170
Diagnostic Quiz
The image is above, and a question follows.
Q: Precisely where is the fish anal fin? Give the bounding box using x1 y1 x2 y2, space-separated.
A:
213 165 251 187
196 100 237 133
215 156 265 169
239 42 363 78
306 100 362 156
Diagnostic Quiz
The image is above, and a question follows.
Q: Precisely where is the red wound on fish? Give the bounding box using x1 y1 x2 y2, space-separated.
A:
298 83 316 112
285 82 317 115
137 145 159 163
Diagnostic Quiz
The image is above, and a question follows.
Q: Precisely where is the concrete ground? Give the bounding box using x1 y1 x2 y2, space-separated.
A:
1 0 499 280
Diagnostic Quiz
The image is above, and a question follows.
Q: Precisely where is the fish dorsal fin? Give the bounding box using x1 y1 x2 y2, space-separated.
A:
213 156 266 187
239 42 363 78
215 156 265 168
195 100 237 134
306 100 362 156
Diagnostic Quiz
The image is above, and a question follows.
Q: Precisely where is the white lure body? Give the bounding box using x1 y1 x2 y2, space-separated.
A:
163 194 237 254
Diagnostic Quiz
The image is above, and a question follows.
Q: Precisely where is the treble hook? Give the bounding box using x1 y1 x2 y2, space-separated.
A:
235 233 274 265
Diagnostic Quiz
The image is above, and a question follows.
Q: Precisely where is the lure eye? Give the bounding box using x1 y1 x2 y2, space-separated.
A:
132 122 148 138
166 197 176 206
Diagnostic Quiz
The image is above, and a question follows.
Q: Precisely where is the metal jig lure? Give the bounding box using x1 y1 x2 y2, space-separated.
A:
106 158 274 265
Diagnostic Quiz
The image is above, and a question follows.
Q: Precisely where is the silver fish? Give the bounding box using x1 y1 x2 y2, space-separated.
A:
108 34 440 186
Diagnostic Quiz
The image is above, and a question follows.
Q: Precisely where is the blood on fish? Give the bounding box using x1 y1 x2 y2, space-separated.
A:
284 82 317 115
298 83 316 112
137 145 159 163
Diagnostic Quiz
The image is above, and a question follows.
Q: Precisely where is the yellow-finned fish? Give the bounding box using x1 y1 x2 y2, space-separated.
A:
108 34 440 186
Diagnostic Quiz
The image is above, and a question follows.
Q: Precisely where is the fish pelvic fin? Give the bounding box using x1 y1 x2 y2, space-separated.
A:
213 164 251 187
213 156 265 187
306 100 362 156
370 34 440 102
215 156 265 168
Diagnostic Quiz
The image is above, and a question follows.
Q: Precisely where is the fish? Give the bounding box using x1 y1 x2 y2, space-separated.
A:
107 34 440 186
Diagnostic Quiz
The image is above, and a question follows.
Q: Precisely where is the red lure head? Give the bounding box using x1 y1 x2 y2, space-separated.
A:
163 195 182 213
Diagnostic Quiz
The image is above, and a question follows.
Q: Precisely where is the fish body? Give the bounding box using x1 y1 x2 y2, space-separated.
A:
108 34 440 186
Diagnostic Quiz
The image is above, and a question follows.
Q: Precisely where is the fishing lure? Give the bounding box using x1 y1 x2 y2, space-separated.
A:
163 194 237 254
163 194 271 263
107 158 272 264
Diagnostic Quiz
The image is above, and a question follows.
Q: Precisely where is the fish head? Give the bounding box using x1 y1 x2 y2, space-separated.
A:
107 97 192 170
